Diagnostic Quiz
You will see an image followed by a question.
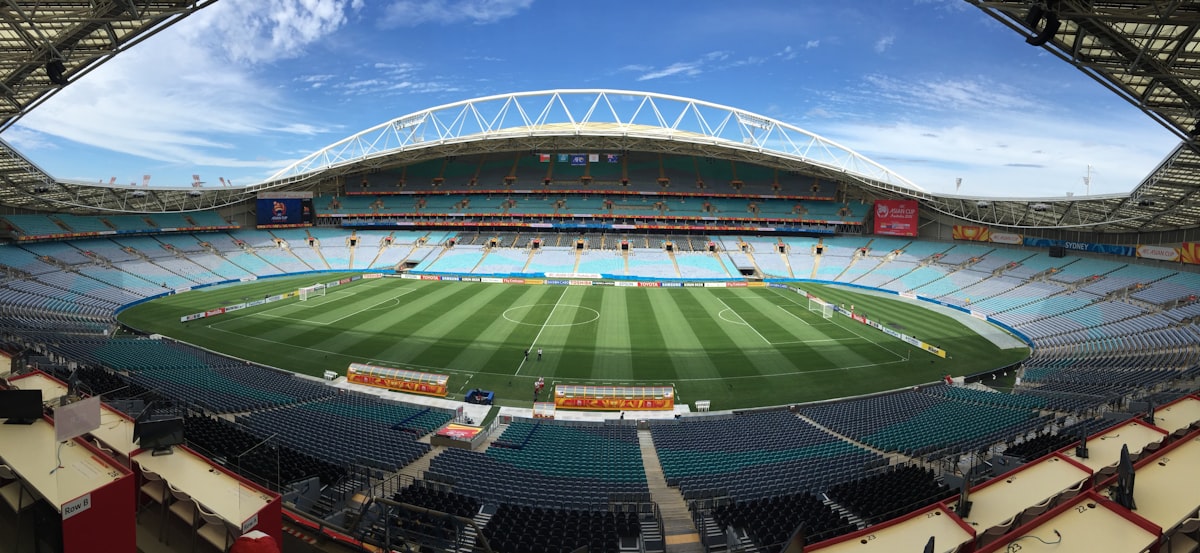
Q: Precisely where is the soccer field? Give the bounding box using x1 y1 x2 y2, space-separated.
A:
118 275 1029 409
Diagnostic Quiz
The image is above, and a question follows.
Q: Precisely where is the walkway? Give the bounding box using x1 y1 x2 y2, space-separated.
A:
638 429 705 553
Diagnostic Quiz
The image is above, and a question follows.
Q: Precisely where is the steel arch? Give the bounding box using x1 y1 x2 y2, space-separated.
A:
266 89 924 193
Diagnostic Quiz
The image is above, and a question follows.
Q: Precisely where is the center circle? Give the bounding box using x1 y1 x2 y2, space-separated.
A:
502 304 600 327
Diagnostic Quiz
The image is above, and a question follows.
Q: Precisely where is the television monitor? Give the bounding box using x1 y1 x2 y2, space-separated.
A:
135 417 184 456
0 388 44 424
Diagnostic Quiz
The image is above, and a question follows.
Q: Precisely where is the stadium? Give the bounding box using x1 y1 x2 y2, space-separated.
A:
0 2 1198 553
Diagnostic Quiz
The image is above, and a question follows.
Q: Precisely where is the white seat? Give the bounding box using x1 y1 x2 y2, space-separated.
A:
0 464 34 553
166 484 198 548
0 464 33 514
138 468 170 540
196 504 234 552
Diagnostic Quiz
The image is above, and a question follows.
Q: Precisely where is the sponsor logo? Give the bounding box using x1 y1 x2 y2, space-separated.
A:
481 277 504 283
568 280 593 286
363 273 383 279
420 275 442 281
615 282 638 287
660 282 683 288
441 276 461 281
503 278 526 284
460 277 481 282
725 282 748 288
637 282 661 287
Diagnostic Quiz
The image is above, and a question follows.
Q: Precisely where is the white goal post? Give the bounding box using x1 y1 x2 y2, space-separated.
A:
299 284 326 301
807 296 834 319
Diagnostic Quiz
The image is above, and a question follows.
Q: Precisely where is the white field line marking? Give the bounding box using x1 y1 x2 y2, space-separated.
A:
249 289 414 326
712 295 772 345
514 285 569 376
204 325 907 383
769 288 906 361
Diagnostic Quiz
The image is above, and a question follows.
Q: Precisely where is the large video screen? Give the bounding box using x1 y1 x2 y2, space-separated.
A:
873 199 919 237
256 198 313 226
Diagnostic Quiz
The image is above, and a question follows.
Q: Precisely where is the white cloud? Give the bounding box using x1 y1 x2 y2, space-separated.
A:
185 0 364 64
627 51 734 81
8 0 362 180
778 46 797 60
383 0 534 27
874 34 895 53
805 40 820 49
636 62 703 81
798 73 1177 196
820 118 1175 198
861 74 1034 113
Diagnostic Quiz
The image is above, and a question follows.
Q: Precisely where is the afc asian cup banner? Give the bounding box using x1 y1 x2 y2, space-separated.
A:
556 397 673 410
990 232 1022 245
952 225 991 242
1136 244 1180 262
873 199 919 237
1181 242 1200 265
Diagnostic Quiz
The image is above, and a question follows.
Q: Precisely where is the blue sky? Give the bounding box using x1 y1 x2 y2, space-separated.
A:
1 0 1181 197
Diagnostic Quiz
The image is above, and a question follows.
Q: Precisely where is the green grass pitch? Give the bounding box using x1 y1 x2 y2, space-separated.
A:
118 275 1029 410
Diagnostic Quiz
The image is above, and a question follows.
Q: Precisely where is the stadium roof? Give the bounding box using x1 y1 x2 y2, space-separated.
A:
0 2 1198 234
0 0 216 132
264 89 926 194
962 0 1200 231
0 0 225 213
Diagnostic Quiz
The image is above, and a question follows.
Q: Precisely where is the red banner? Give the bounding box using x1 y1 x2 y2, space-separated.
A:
873 199 919 237
435 424 482 440
952 225 990 242
637 282 661 287
346 373 448 397
1180 242 1200 265
345 363 450 397
420 275 441 281
555 397 673 410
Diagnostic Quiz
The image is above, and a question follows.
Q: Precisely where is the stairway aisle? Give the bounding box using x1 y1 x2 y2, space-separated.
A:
638 429 704 553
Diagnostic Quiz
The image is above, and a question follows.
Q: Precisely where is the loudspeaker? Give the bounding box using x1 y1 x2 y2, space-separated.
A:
1027 14 1061 46
1049 246 1066 258
46 60 68 85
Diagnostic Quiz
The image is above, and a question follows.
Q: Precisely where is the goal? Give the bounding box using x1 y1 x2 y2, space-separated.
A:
299 284 326 301
807 296 834 319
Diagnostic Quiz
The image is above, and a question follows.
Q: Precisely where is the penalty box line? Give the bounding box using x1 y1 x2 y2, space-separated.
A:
768 288 908 362
213 284 412 328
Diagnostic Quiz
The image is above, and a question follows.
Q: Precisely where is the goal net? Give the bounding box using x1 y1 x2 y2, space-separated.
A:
299 284 326 301
807 296 834 319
